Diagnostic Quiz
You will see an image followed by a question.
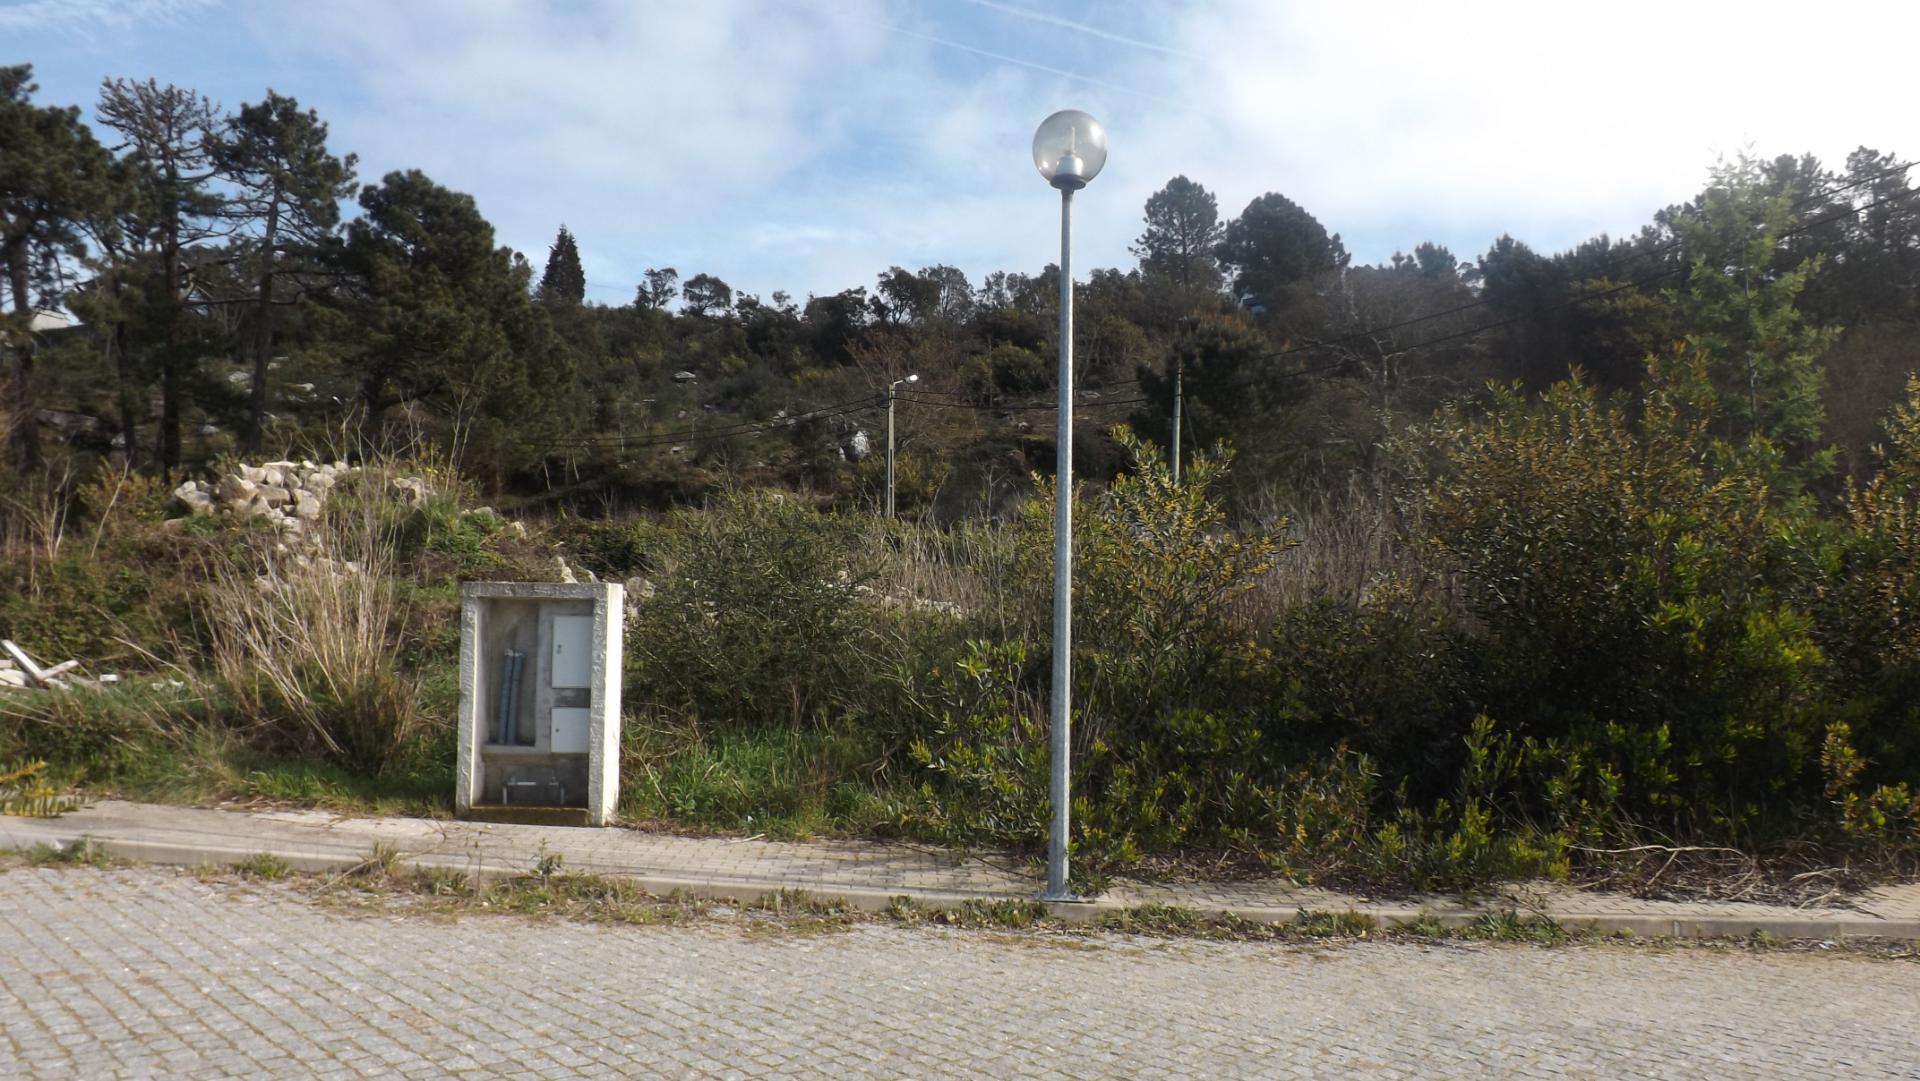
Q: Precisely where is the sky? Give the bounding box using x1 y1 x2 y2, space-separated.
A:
9 0 1918 307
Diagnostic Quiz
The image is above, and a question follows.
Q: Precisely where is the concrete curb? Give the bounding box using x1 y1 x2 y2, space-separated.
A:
24 828 1919 943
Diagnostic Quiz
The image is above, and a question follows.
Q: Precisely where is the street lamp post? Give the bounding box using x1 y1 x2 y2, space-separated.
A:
885 374 917 518
1032 109 1107 902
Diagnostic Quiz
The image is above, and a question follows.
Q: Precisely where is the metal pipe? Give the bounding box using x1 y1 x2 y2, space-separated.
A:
494 650 517 744
1171 354 1183 487
1045 186 1075 901
885 386 897 518
504 650 525 745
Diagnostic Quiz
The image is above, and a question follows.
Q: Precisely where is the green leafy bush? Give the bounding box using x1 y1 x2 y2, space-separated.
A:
1428 351 1830 834
627 489 888 728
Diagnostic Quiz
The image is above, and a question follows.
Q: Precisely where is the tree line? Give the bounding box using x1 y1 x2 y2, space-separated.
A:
4 63 1918 517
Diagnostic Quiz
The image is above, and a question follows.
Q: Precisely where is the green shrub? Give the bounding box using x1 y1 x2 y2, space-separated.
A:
1023 428 1286 740
1428 351 1831 834
627 489 888 729
1268 578 1475 792
900 639 1051 848
1819 376 1920 803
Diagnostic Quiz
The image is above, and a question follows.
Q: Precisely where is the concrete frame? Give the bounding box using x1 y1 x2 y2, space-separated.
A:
457 581 624 826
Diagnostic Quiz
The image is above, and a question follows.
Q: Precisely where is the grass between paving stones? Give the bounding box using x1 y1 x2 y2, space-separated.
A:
0 835 118 869
3 844 1913 958
183 848 1916 957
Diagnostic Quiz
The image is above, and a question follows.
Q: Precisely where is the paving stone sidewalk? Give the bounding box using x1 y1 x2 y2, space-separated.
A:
7 867 1918 1080
4 800 1917 940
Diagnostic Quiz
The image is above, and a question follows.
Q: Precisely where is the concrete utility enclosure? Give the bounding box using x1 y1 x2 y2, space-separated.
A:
457 582 623 826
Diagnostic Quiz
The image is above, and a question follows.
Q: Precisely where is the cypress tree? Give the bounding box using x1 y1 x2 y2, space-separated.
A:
539 225 585 305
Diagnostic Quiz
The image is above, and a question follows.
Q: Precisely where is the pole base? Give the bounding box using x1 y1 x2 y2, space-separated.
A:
1039 890 1096 904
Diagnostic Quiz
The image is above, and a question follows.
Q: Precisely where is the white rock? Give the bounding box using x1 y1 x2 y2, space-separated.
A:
0 669 26 687
220 475 260 504
294 493 322 520
259 485 292 507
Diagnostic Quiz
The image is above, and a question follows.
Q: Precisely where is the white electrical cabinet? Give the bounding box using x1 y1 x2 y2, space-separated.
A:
551 616 594 689
550 706 591 755
456 582 624 826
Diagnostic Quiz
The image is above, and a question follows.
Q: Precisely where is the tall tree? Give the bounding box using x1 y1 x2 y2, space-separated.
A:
96 77 224 471
342 169 565 466
635 266 678 310
538 224 585 306
1132 175 1224 293
1216 192 1347 307
1668 155 1839 479
0 65 116 469
216 91 357 452
681 272 733 318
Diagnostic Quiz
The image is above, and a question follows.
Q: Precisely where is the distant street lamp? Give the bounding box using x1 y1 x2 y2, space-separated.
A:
885 373 918 518
1032 108 1107 902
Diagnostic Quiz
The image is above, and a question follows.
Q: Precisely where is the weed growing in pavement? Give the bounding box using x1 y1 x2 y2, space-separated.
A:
19 836 113 868
232 852 292 880
355 843 403 880
19 854 1908 957
531 842 564 881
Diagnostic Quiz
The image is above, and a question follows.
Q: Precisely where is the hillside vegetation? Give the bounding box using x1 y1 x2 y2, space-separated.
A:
4 66 1920 894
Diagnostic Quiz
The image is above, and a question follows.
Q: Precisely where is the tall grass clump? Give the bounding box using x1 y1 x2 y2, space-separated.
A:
204 467 424 774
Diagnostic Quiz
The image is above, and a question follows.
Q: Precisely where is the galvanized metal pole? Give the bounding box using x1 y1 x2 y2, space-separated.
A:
885 386 897 518
1171 354 1183 487
1045 186 1075 901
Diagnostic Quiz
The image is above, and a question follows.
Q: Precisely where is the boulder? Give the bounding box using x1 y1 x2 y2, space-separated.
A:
294 493 323 521
220 475 260 504
173 480 215 517
259 485 292 507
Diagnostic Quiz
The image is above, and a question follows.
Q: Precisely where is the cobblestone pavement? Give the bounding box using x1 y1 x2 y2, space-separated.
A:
2 868 1917 1080
5 801 1919 939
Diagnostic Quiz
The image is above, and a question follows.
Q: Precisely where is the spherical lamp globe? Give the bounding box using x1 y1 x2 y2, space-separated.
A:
1032 109 1107 191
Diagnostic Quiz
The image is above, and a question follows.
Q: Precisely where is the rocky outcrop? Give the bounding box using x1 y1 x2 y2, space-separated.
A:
171 461 442 536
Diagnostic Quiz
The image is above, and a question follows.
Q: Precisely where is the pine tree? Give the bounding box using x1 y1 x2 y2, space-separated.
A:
96 76 224 470
1216 192 1348 307
0 65 117 468
538 225 585 305
1131 175 1224 293
217 91 357 452
1668 156 1839 483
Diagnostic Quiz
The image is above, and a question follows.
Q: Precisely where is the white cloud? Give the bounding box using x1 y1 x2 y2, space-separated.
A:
0 0 214 34
234 0 1920 302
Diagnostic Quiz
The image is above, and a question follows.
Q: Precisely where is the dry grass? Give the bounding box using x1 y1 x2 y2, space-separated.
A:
877 520 1029 639
0 460 76 568
203 467 422 773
